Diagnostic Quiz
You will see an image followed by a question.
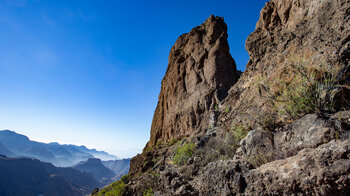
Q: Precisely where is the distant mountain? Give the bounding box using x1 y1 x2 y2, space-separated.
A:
102 158 130 180
0 130 118 167
73 158 130 186
0 155 101 196
0 142 16 157
74 158 116 185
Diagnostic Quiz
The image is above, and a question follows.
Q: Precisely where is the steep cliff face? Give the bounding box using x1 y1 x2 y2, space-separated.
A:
147 15 240 148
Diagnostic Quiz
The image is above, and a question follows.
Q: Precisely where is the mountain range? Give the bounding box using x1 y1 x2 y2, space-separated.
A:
0 155 101 196
0 130 131 195
0 130 118 167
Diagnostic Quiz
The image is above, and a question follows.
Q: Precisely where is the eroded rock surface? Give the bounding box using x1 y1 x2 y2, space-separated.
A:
146 15 240 148
222 0 350 128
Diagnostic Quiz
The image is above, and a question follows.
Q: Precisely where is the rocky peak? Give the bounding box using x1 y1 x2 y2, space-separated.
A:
146 15 240 148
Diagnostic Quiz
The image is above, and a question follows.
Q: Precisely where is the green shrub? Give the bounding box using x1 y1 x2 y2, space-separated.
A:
99 180 125 196
247 153 270 168
155 141 163 149
168 138 179 146
120 174 130 183
143 187 154 196
231 124 249 142
214 104 219 111
173 143 196 166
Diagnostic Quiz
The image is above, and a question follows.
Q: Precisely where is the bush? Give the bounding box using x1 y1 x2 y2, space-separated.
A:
168 138 179 146
257 53 344 121
247 153 271 168
192 134 239 168
120 174 130 183
143 187 154 196
225 106 230 113
231 124 249 142
155 141 163 149
173 143 196 166
99 180 125 196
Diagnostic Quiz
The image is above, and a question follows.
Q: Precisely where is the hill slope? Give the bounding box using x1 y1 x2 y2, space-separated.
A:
74 158 115 184
0 156 101 196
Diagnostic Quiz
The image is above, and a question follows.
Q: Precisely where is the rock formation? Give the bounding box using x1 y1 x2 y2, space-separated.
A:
95 0 350 195
146 15 240 148
222 0 350 128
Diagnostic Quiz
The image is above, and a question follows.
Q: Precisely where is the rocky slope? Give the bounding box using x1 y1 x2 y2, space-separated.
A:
95 0 350 195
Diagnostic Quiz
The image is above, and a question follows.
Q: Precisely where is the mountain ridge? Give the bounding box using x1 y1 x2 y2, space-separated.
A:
0 155 101 196
0 130 118 167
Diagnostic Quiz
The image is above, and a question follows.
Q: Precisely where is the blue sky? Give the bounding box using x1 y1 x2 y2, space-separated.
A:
0 0 267 158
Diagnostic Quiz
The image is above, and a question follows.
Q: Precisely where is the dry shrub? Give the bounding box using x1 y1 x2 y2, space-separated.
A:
257 52 347 122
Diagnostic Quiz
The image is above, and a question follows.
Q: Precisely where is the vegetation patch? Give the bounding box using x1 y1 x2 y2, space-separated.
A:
173 142 196 166
120 174 130 183
225 106 230 113
168 138 180 146
247 153 270 168
98 180 125 196
143 187 154 196
256 52 346 122
231 124 249 142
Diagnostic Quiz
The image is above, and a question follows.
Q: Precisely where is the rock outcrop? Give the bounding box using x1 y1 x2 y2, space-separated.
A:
221 0 350 128
194 138 350 196
146 15 240 148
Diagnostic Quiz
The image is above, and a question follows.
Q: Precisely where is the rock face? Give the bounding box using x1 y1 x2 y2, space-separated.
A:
222 0 350 127
146 15 240 148
193 139 350 196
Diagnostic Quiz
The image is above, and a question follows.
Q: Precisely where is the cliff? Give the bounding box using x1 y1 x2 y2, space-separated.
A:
95 0 350 195
146 15 240 148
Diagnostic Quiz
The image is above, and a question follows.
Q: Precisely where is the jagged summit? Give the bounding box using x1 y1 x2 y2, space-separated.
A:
147 15 240 148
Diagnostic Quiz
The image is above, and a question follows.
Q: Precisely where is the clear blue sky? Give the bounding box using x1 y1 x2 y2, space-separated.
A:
0 0 267 158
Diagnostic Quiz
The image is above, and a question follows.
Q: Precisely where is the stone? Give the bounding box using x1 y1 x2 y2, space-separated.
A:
244 140 350 195
239 114 337 161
